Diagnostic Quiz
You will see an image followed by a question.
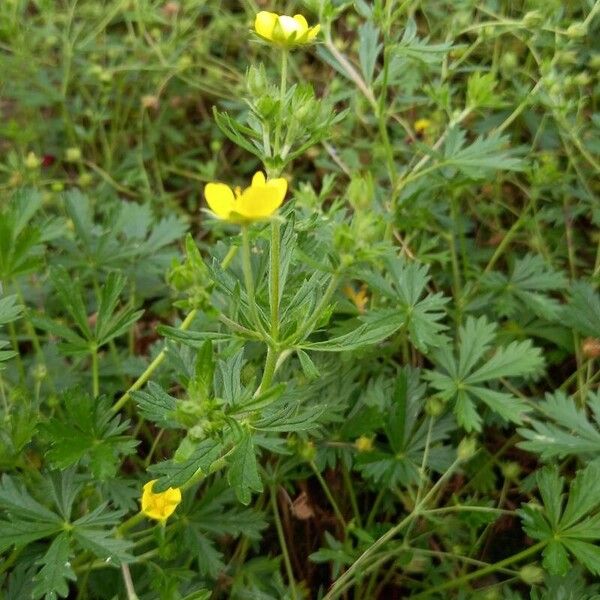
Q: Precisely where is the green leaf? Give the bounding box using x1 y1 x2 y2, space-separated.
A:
297 349 320 380
426 316 542 431
0 475 61 523
0 521 63 552
443 129 525 179
32 533 76 600
562 282 600 338
72 528 133 565
149 439 223 490
299 309 405 352
49 267 92 340
358 21 381 85
518 391 600 460
132 382 179 428
227 432 263 505
41 392 138 479
0 294 23 326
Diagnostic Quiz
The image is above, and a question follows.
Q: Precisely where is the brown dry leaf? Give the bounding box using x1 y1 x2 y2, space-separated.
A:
291 492 315 520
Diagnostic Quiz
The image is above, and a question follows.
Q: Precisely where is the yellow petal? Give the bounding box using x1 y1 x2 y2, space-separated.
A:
235 180 287 220
205 182 234 219
306 23 321 41
278 14 304 39
251 171 266 186
254 11 277 40
293 14 309 31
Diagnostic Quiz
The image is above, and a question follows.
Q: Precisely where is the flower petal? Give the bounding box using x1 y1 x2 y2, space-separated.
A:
306 23 321 41
236 180 287 220
254 11 277 40
251 171 266 186
278 15 303 38
293 14 309 31
205 182 234 219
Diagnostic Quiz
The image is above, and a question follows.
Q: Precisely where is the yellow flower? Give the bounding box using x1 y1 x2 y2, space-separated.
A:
204 171 287 223
254 11 320 47
141 480 182 522
354 436 374 453
414 118 432 135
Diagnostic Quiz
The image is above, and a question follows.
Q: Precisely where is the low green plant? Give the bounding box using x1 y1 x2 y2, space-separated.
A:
0 1 599 599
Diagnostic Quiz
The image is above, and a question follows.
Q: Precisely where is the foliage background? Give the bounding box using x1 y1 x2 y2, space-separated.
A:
0 0 599 598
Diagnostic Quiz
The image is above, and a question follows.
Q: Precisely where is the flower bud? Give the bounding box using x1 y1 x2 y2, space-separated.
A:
519 564 544 585
25 152 41 169
457 437 477 461
501 461 521 480
65 147 82 162
299 440 316 462
354 436 374 452
566 22 587 38
425 396 445 417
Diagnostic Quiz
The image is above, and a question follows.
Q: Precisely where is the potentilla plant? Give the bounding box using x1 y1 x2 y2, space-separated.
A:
0 2 599 600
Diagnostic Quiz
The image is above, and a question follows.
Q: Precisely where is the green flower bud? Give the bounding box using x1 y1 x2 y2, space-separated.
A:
25 152 41 169
65 147 82 162
519 564 545 585
457 437 477 461
566 22 587 38
425 396 445 417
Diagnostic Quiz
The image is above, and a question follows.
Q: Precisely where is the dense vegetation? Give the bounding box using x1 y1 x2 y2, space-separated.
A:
0 0 599 598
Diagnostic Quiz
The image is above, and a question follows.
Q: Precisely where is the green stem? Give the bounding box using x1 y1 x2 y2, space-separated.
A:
121 564 139 600
91 346 99 398
111 308 198 413
270 219 281 340
310 461 346 528
324 456 463 600
410 541 546 599
274 49 288 157
257 345 278 394
270 484 298 600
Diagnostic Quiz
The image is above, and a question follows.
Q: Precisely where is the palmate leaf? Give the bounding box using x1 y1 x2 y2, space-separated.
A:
518 391 600 460
32 533 76 600
41 391 138 479
518 461 600 576
425 316 544 431
481 254 567 321
361 256 449 353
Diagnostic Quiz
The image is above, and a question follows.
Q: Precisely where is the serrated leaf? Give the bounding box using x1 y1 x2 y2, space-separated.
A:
563 282 600 338
73 528 133 565
149 439 223 490
132 382 179 428
32 533 76 600
227 433 263 505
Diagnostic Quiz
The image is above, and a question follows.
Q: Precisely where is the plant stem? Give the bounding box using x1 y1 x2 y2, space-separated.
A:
121 564 139 600
274 49 288 157
257 344 278 394
111 308 198 412
409 541 546 599
324 456 463 599
270 219 281 340
91 346 99 398
241 225 267 338
310 461 347 528
270 484 298 600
